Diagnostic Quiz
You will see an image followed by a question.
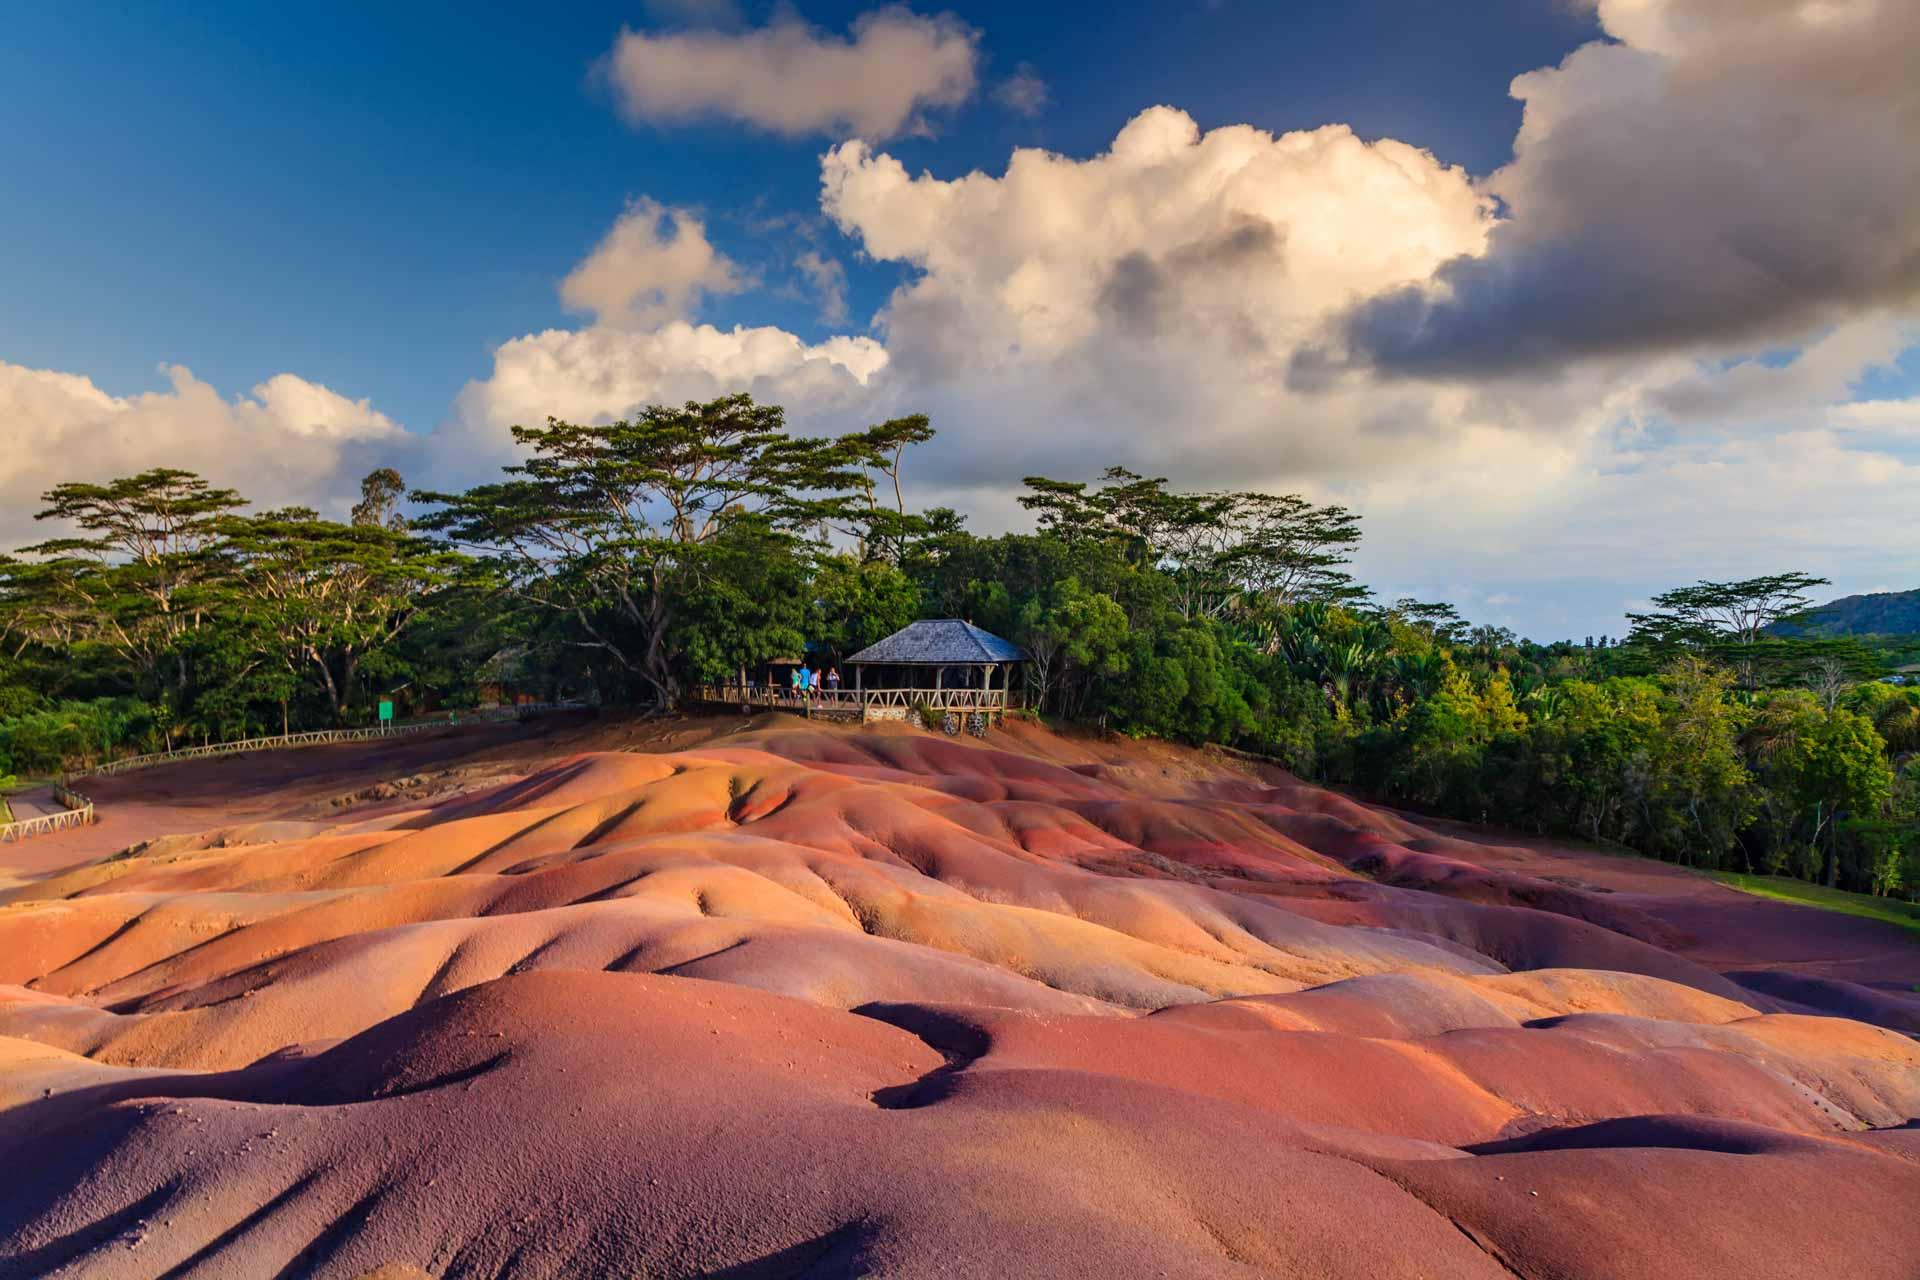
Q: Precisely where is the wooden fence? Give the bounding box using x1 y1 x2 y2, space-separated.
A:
76 702 590 780
80 723 445 779
0 702 589 847
689 684 1010 729
0 785 94 845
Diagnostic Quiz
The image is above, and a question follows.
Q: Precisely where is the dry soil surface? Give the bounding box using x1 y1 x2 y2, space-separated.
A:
0 713 1915 1279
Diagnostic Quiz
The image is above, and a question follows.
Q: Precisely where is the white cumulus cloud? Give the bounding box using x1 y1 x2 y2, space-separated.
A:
603 6 979 140
559 199 745 328
438 321 887 483
0 362 404 547
818 106 1498 488
1346 0 1920 373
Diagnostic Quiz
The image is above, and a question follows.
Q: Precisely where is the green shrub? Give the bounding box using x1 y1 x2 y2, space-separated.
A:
0 698 160 776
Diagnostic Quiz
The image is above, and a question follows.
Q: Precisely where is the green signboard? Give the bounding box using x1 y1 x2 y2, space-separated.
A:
378 699 394 725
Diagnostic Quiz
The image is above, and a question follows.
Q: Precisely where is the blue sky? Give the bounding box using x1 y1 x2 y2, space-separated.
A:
1 1 1598 431
3 1 1916 639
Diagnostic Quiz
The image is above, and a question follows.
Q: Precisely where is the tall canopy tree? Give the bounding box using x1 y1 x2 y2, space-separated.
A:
14 470 247 731
221 508 474 724
414 394 917 710
829 414 936 564
351 467 409 530
1017 468 1364 621
1627 572 1833 687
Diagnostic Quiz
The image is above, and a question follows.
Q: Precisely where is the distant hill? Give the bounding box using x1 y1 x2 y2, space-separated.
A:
1779 588 1920 637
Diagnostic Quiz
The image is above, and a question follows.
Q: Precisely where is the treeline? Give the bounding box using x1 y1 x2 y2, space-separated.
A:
0 467 501 773
2 394 1915 898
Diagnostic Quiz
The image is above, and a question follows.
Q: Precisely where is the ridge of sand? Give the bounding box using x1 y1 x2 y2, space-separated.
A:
0 714 1916 1278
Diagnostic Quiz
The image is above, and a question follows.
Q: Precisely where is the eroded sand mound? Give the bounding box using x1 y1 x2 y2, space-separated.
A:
1 720 1916 1278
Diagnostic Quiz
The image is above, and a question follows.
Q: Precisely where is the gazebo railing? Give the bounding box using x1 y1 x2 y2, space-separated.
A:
690 685 1009 715
856 687 1006 710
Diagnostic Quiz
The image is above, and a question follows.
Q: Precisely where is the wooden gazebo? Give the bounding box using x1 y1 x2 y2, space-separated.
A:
692 619 1025 734
844 619 1025 728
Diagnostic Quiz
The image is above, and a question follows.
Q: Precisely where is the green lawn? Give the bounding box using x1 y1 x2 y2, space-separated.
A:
1708 871 1920 939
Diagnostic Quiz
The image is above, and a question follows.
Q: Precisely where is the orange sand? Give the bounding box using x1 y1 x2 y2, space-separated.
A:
0 714 1915 1277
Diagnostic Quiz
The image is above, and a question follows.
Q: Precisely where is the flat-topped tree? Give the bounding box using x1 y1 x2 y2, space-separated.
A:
828 414 936 565
1629 573 1832 647
219 504 474 726
18 469 246 708
1017 468 1365 619
1627 572 1834 688
413 393 928 711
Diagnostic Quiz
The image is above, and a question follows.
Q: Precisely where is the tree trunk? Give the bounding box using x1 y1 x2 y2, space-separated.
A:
311 651 345 725
1822 807 1840 887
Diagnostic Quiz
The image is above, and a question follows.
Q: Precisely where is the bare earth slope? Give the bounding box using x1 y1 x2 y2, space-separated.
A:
0 715 1916 1278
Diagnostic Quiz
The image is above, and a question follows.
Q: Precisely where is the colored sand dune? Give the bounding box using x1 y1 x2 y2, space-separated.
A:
0 716 1916 1278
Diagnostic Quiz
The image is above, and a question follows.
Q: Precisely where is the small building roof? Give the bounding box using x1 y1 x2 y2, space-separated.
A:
845 619 1026 665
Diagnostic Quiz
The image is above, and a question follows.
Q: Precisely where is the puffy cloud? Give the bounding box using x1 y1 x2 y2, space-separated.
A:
442 321 887 480
800 101 1918 631
818 106 1496 486
1344 0 1920 374
433 199 889 483
991 65 1049 117
603 7 979 140
1638 316 1910 428
794 250 850 324
420 47 1920 636
559 199 743 328
0 361 403 547
1830 396 1920 439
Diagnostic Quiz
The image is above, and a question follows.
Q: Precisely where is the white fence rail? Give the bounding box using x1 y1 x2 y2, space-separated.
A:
80 723 444 779
0 785 94 845
689 685 1011 731
75 702 591 781
0 703 593 845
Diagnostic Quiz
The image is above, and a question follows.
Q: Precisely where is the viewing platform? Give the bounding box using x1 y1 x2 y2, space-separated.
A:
692 618 1027 734
688 684 1012 732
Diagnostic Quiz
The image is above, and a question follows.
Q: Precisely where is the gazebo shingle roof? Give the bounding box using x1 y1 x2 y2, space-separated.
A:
845 619 1025 665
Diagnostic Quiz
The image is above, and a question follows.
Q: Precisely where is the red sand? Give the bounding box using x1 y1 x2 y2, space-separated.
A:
0 713 1915 1278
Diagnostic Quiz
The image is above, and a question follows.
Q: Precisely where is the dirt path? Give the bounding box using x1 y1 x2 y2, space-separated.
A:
0 788 61 822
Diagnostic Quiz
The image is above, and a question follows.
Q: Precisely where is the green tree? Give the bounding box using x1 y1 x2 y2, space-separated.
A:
415 394 920 710
221 508 474 724
1642 659 1753 866
1627 572 1831 688
351 467 409 530
1015 577 1131 718
809 555 921 666
1528 678 1661 843
1745 692 1894 884
14 470 247 744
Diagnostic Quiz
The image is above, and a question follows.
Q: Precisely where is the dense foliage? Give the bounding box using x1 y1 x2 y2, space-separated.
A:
0 469 504 770
4 394 1915 900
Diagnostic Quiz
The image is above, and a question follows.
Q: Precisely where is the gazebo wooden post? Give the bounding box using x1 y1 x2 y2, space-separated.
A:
855 663 864 723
